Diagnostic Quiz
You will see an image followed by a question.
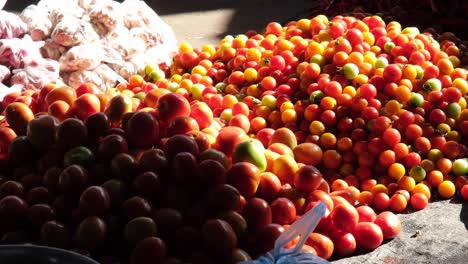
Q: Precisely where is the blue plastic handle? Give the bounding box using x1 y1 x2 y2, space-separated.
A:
241 201 329 264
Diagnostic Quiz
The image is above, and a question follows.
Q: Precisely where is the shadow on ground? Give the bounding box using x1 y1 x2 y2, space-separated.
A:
4 0 316 38
461 201 468 230
150 0 316 38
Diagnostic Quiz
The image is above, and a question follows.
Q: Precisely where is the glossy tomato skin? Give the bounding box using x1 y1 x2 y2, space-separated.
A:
190 102 213 130
5 102 35 136
72 93 101 121
294 165 323 193
126 111 161 149
374 211 401 239
270 197 296 225
214 126 249 157
253 223 285 256
356 205 377 222
305 232 334 260
242 197 272 232
332 231 356 257
227 162 261 198
0 127 17 153
157 93 191 127
352 222 383 251
255 172 282 202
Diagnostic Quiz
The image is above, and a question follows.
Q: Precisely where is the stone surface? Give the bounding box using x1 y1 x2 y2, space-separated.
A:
332 200 468 264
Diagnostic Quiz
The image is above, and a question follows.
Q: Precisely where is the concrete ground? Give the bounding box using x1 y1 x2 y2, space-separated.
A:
3 1 468 263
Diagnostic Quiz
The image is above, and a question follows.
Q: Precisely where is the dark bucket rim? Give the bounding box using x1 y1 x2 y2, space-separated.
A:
0 244 99 264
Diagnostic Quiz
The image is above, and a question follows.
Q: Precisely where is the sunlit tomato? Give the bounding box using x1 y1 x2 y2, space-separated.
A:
374 211 401 239
0 126 17 153
72 93 101 121
305 233 334 260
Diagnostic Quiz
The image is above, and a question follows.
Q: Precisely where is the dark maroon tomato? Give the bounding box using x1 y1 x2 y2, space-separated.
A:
160 186 190 212
130 237 167 264
42 167 62 194
1 230 29 244
0 180 24 199
161 257 184 264
85 112 110 142
202 219 238 255
219 210 248 239
101 179 128 211
165 134 199 161
0 176 6 187
139 148 169 175
153 208 183 239
37 146 62 174
105 127 126 137
58 165 89 196
124 217 157 248
20 173 43 191
88 163 113 186
242 197 272 231
225 248 252 264
56 118 88 151
28 203 56 229
26 186 52 205
198 159 227 188
189 251 216 264
121 112 135 132
79 186 110 216
123 196 152 220
8 136 37 167
173 225 202 258
26 115 59 150
184 201 209 228
173 152 200 188
40 220 70 248
254 223 285 255
75 216 107 251
132 171 161 201
12 167 31 181
0 195 28 222
207 184 241 213
52 195 76 223
126 111 160 149
110 153 138 180
97 134 129 163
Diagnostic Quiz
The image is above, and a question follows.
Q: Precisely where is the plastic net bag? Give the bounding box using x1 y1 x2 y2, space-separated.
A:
40 39 67 61
37 0 86 24
0 35 43 69
87 0 124 37
241 202 330 264
0 84 21 102
104 33 146 60
59 42 106 72
121 0 177 61
51 16 99 47
10 59 60 89
20 4 54 41
0 10 28 39
0 64 10 82
67 64 124 91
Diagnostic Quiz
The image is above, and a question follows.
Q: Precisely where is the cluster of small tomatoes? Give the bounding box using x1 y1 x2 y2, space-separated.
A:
0 13 467 263
165 14 468 207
